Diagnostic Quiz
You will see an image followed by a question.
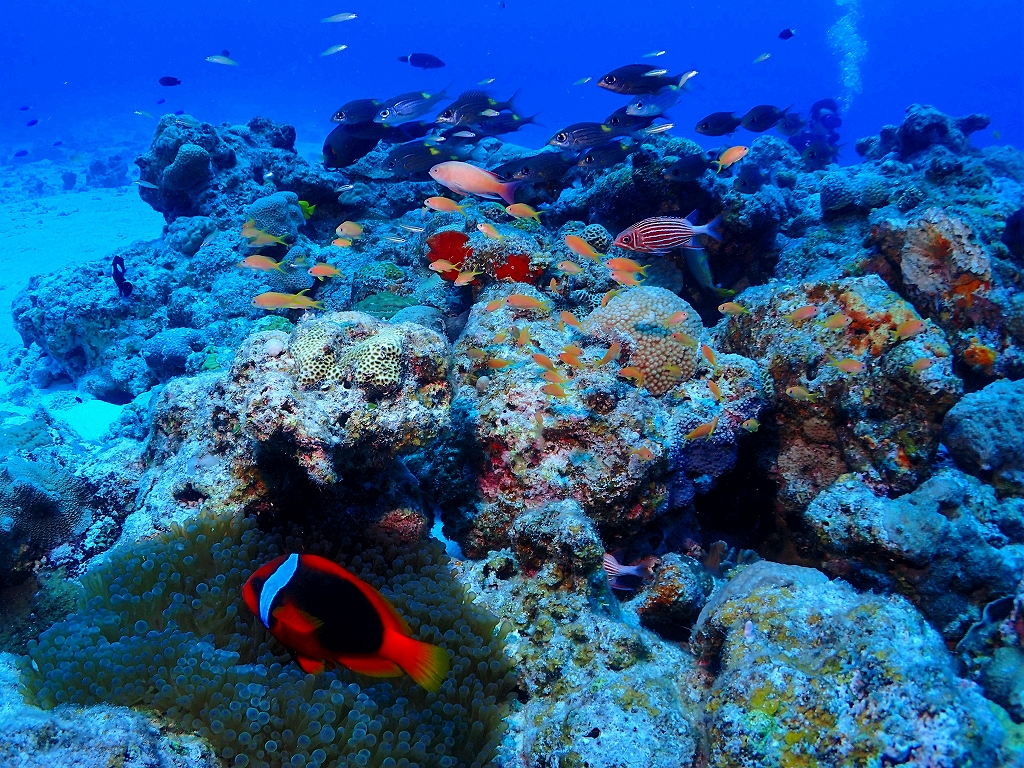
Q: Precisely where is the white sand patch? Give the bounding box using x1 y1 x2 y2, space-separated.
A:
0 185 164 352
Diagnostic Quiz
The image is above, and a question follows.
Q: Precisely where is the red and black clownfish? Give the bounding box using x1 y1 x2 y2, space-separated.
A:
243 553 450 692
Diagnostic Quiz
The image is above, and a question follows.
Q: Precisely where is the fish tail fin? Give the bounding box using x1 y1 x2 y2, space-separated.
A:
712 160 723 173
499 179 521 205
524 112 543 128
385 632 451 693
398 55 409 63
703 215 723 241
436 80 455 102
500 88 521 114
312 300 324 310
602 553 624 576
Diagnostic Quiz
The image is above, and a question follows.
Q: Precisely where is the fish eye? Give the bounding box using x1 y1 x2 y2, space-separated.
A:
635 102 644 109
604 76 615 84
556 133 567 142
623 235 632 244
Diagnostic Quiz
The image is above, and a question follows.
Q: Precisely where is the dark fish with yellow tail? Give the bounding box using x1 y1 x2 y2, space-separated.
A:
243 553 450 692
549 121 618 151
597 64 694 95
695 112 742 136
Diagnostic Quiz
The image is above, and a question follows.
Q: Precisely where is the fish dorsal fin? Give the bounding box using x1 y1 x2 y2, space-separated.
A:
685 209 699 225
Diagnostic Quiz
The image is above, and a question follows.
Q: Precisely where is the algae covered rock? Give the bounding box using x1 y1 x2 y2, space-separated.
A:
943 378 1024 496
692 561 1008 767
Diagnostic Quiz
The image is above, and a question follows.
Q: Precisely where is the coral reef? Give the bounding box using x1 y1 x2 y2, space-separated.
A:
943 378 1024 496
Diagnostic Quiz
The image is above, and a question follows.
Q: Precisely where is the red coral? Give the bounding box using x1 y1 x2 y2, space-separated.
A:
426 230 471 282
494 253 543 283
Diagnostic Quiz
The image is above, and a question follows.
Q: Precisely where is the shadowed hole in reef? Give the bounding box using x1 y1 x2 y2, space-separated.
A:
94 388 134 405
692 434 777 555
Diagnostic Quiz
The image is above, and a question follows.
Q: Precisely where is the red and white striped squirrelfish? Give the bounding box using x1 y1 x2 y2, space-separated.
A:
243 553 450 692
613 209 722 253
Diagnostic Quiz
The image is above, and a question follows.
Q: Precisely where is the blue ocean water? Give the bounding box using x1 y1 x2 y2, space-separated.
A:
1 0 1020 160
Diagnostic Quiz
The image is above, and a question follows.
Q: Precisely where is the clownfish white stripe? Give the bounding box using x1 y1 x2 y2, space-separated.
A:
260 553 299 627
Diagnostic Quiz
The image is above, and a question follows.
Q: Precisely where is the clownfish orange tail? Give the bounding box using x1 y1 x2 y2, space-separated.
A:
383 631 451 693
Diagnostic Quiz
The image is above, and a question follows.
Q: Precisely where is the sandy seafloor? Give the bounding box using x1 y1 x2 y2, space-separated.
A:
0 167 164 442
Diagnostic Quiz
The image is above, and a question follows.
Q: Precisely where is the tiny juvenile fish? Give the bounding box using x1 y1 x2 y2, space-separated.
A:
454 269 482 286
308 262 342 280
425 196 467 216
619 366 645 386
610 271 642 287
719 302 750 316
741 418 760 432
205 55 239 66
560 310 584 330
685 416 718 441
134 180 158 189
893 319 925 340
821 312 852 330
713 146 749 172
827 355 865 374
785 385 818 402
506 294 550 311
477 222 503 240
479 78 496 85
643 50 667 57
542 383 568 399
573 77 592 86
322 12 357 21
753 53 771 63
596 342 621 367
564 235 602 262
399 224 425 233
237 255 285 272
605 257 647 274
321 44 348 57
383 235 407 243
505 203 542 221
643 123 675 135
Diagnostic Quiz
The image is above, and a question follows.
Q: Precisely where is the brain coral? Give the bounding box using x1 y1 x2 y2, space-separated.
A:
819 172 858 213
20 510 516 768
290 322 404 393
583 286 702 396
246 192 306 240
581 224 613 253
162 143 212 192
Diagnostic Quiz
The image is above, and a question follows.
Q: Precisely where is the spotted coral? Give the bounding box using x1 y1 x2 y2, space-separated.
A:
583 287 702 396
20 509 516 768
162 144 212 192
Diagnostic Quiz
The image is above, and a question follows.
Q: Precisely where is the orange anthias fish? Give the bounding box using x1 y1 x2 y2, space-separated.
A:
236 254 285 272
666 311 689 326
564 235 602 262
542 382 568 399
605 257 648 275
337 221 363 238
718 302 750 316
713 146 749 173
308 262 342 281
332 237 353 248
596 342 621 367
424 197 467 216
782 305 818 322
253 290 323 310
601 288 622 307
532 353 556 371
893 319 925 341
428 161 520 204
701 344 718 368
454 269 483 286
619 366 645 386
560 310 584 331
505 203 542 221
672 331 699 349
243 554 449 691
907 357 933 373
488 357 514 369
542 370 567 384
628 447 654 461
506 294 551 312
559 346 585 367
429 259 461 273
684 415 719 441
708 379 723 401
477 222 503 240
821 312 852 330
243 221 290 246
515 326 533 348
558 261 584 275
827 355 865 374
611 271 643 287
485 298 507 311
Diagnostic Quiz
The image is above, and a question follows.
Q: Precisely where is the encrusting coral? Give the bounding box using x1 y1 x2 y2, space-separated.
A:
20 509 516 768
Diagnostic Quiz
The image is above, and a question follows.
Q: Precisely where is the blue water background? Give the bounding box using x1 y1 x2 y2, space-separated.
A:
1 0 1020 162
